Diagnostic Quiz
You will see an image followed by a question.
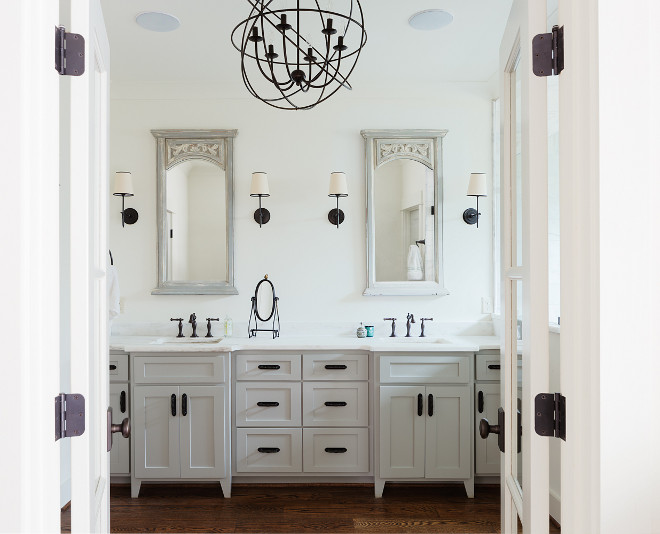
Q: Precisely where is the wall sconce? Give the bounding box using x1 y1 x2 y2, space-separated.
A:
463 172 487 228
328 172 348 228
250 172 270 227
113 171 138 227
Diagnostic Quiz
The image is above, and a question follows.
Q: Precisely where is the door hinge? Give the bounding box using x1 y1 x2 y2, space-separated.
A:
55 26 85 76
532 25 564 77
534 392 566 440
55 393 86 441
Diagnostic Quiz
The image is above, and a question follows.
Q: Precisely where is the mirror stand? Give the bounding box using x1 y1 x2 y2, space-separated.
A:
248 275 281 339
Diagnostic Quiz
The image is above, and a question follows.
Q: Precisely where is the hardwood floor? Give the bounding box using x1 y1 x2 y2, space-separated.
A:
62 483 560 533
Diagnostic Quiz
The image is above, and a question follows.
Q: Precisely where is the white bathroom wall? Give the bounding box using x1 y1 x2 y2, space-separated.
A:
108 82 494 332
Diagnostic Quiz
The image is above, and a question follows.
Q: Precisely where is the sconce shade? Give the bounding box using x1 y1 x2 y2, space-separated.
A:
467 172 487 197
113 171 134 196
328 172 348 197
250 172 270 197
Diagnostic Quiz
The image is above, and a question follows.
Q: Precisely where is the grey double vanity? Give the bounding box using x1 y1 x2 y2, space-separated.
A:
109 336 502 498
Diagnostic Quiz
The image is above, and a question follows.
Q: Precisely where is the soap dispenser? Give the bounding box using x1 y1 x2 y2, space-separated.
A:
356 322 367 338
224 314 233 337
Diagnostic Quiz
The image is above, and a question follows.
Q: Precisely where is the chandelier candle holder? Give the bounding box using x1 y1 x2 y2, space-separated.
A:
232 0 367 110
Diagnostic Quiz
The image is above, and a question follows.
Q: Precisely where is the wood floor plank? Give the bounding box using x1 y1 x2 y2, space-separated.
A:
61 483 560 533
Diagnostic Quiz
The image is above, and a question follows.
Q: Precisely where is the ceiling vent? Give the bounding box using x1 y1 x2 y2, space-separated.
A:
136 12 181 32
409 10 454 31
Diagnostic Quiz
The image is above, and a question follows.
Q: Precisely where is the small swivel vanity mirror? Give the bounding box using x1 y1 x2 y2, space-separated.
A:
362 129 448 296
151 129 238 294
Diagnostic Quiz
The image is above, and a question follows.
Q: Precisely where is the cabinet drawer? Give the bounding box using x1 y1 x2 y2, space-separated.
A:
476 352 501 381
109 353 128 382
303 428 369 473
235 382 301 427
133 355 225 384
302 353 368 381
236 428 302 473
302 382 368 427
235 353 301 381
379 355 470 384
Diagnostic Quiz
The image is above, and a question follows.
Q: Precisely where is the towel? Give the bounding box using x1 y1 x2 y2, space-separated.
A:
108 263 121 320
407 245 424 281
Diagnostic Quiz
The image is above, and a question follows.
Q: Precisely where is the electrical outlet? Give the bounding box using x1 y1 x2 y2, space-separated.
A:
481 297 493 314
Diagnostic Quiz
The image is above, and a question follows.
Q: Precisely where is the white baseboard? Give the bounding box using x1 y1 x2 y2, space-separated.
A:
549 488 561 525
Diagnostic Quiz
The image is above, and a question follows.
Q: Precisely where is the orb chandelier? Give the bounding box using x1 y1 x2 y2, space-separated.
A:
231 0 367 110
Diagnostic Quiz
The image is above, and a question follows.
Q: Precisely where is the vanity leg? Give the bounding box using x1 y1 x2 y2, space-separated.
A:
220 477 232 498
130 477 141 499
463 477 475 499
374 478 386 498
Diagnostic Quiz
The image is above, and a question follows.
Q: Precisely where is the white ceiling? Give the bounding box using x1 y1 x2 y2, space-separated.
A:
100 0 513 88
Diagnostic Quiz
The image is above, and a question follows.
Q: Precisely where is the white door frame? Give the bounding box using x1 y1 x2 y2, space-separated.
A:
69 0 111 531
559 1 660 533
1 1 62 532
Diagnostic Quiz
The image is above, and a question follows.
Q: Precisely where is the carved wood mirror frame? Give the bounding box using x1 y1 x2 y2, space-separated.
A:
361 129 449 296
151 129 238 295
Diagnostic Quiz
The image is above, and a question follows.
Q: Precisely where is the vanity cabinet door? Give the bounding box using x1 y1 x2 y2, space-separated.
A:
424 385 471 480
110 383 130 475
379 386 425 479
475 383 500 475
133 385 180 479
179 385 226 479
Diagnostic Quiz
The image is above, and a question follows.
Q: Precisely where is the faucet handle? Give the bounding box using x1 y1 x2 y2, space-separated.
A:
170 318 184 338
383 317 396 321
205 318 220 338
421 317 434 322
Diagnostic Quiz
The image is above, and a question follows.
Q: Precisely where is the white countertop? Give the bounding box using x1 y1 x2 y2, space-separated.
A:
109 335 501 353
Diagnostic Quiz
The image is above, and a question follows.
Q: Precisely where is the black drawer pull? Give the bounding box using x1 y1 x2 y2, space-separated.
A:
488 364 501 370
478 391 484 413
325 401 347 407
171 394 176 417
258 447 280 454
417 393 423 416
109 364 117 370
182 393 188 416
325 447 348 454
258 364 281 370
257 401 280 407
325 364 348 370
120 390 126 413
428 394 434 417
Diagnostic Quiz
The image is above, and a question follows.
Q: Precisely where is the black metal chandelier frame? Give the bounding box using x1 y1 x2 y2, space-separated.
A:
231 0 367 110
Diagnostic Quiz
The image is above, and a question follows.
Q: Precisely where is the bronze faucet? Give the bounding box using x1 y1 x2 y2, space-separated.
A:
405 313 416 337
189 313 198 338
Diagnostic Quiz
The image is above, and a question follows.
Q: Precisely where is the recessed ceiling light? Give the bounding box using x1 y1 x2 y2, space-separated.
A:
409 10 454 31
136 12 180 32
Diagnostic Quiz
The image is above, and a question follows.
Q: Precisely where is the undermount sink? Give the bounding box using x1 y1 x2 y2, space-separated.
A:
149 337 224 345
376 337 449 344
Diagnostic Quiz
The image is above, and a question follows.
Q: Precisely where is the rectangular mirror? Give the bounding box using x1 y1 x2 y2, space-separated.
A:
362 129 448 296
151 129 238 294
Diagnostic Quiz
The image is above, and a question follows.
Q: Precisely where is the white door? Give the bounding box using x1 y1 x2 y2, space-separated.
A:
68 0 111 531
497 0 550 532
